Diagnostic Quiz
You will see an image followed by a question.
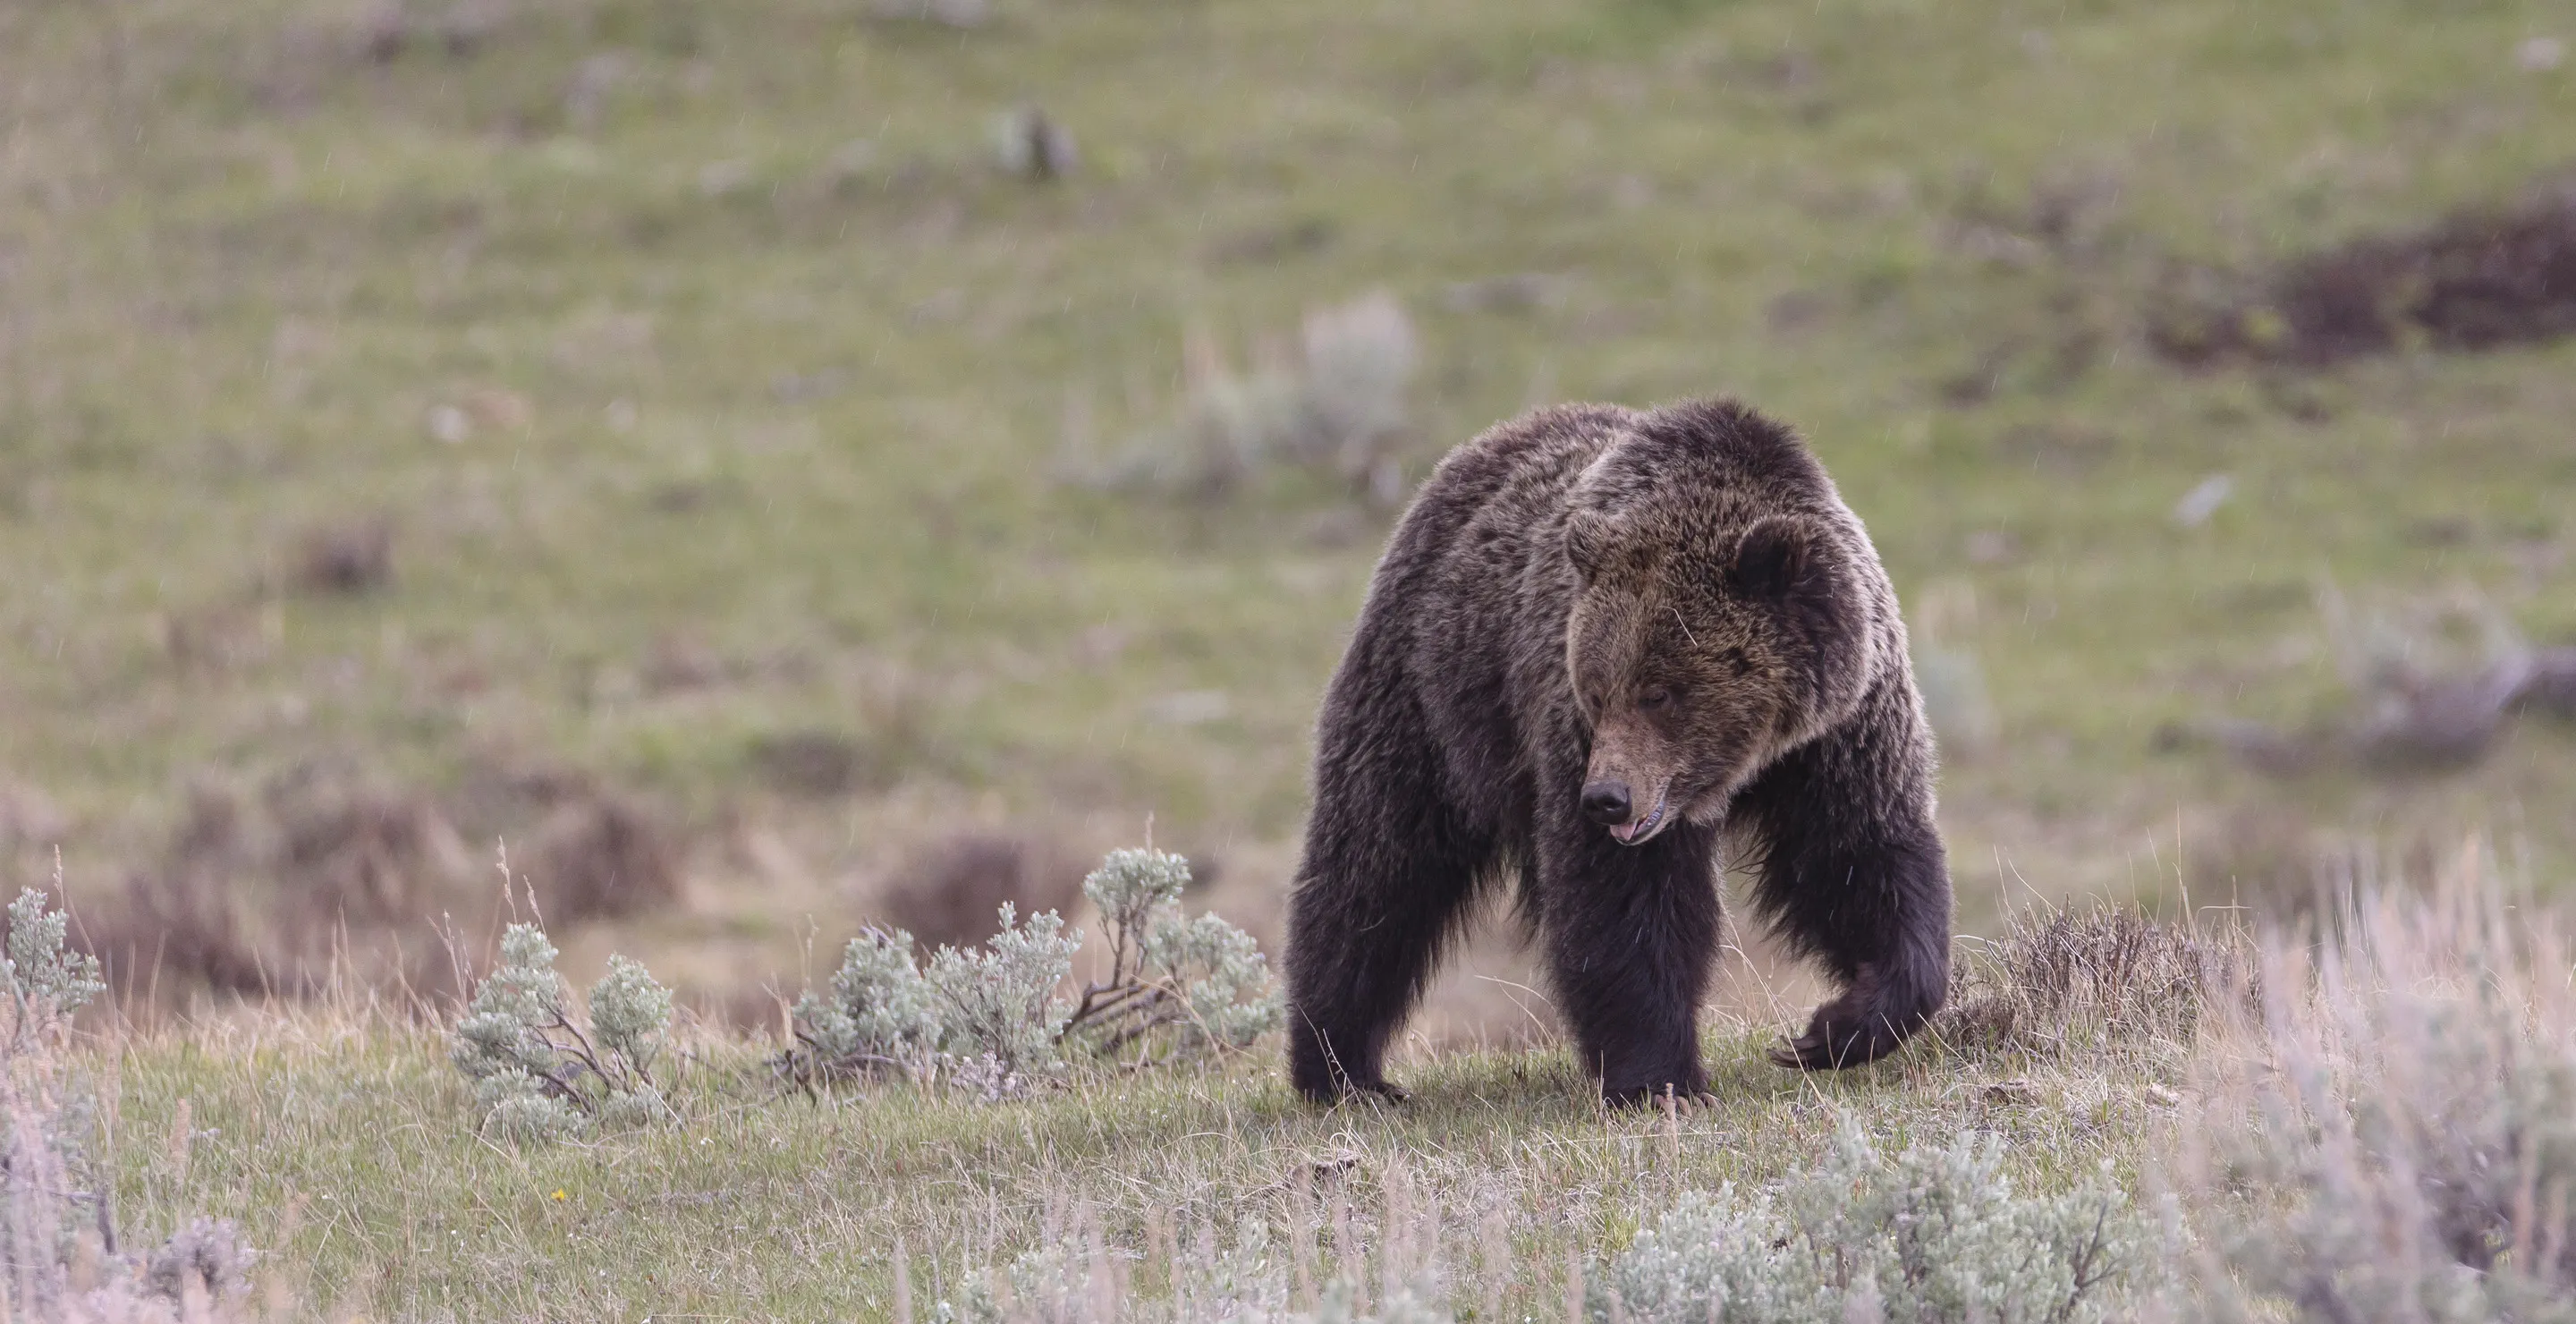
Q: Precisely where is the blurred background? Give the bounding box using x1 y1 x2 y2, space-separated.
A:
3 0 2572 1040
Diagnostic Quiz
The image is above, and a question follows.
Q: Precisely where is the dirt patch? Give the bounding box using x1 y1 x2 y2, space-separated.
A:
524 794 682 925
83 769 479 1005
80 758 684 1009
2151 181 2576 366
869 832 1089 951
746 729 883 798
441 755 687 926
745 677 936 797
287 516 394 595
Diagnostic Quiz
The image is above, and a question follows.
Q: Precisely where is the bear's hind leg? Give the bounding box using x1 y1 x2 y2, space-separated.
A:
1537 819 1722 1106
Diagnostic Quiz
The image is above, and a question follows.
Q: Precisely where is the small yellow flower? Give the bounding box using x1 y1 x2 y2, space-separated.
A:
2239 305 2289 349
550 1189 567 1202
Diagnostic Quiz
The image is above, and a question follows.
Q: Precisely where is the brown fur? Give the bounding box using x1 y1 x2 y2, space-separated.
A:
1284 398 1951 1105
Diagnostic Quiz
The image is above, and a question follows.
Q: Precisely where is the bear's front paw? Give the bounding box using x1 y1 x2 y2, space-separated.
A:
1768 961 1935 1070
1768 1006 1911 1070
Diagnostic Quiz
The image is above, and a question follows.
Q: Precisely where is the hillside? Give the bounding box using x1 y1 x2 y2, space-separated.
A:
4 0 2575 1033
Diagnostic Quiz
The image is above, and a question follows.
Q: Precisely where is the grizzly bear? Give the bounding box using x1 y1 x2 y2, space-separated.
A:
1284 397 1951 1105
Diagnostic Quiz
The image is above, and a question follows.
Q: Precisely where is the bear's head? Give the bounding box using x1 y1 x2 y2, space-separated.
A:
1562 471 1880 846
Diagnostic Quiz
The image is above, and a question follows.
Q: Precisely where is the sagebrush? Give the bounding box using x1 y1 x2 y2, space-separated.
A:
1067 292 1420 505
1596 1121 2155 1324
4 886 256 1320
784 847 1280 1099
449 921 678 1141
2181 870 2576 1322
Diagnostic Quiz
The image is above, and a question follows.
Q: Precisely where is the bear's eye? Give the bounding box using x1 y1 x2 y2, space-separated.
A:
1638 686 1674 711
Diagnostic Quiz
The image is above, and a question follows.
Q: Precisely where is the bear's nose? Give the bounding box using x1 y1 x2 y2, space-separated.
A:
1580 780 1632 825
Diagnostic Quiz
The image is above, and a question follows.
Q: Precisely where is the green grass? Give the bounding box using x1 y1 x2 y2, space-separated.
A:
4 0 2576 996
106 1011 2170 1320
58 856 2563 1322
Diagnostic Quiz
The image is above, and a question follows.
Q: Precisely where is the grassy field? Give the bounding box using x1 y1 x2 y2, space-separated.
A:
59 864 2567 1321
104 951 2185 1319
6 4 2572 1319
5 0 2576 1013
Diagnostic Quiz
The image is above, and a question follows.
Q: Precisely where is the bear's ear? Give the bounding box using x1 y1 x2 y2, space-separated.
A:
1728 517 1813 599
1563 509 1611 581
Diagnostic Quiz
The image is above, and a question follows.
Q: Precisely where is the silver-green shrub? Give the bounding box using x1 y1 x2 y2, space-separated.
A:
450 923 676 1142
928 903 1080 1094
588 954 676 1127
1063 848 1282 1059
937 1242 1118 1323
1067 292 1419 505
1 887 114 1297
788 927 941 1082
1086 846 1192 951
1595 1119 2151 1324
936 1235 1448 1324
3 887 105 1049
1168 1217 1294 1320
783 912 1070 1098
1140 910 1284 1051
0 886 257 1315
2186 888 2576 1323
787 847 1281 1099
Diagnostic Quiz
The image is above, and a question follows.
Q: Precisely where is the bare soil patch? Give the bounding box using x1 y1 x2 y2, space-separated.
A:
2152 180 2576 365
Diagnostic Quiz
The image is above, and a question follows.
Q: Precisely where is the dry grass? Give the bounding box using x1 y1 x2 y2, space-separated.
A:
1937 906 2251 1060
2177 841 2576 1320
78 762 681 1012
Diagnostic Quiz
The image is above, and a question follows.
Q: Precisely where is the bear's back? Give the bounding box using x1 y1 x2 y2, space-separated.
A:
1343 404 1646 835
1405 403 1638 553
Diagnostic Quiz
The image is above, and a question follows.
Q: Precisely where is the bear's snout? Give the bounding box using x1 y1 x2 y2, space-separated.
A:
1580 780 1632 825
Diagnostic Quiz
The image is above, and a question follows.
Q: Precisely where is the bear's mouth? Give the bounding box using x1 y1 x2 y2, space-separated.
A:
1609 790 1670 845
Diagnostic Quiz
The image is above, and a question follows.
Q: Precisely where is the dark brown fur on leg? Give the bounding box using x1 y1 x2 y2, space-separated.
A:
1284 615 1495 1102
1538 817 1723 1104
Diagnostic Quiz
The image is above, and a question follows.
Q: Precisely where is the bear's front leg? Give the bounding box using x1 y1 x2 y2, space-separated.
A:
1537 817 1723 1105
1754 828 1949 1070
1734 680 1953 1070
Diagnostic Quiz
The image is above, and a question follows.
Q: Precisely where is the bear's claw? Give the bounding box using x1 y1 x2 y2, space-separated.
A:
1767 1014 1910 1070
